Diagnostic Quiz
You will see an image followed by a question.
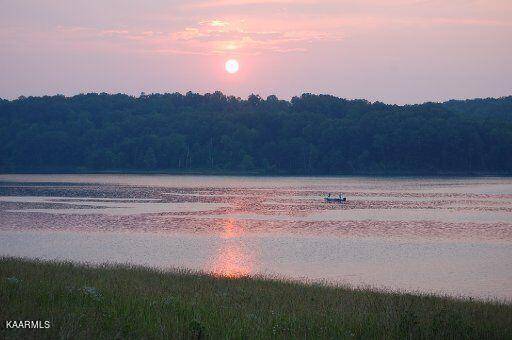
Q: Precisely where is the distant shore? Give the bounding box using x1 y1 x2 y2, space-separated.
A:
1 168 511 177
1 257 511 338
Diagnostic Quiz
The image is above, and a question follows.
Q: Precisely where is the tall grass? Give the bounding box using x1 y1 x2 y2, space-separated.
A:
1 257 511 339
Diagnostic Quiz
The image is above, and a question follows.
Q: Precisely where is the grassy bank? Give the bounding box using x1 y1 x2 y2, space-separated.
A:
1 258 511 339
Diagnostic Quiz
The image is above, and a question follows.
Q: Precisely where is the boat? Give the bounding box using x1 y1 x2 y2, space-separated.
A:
324 194 347 203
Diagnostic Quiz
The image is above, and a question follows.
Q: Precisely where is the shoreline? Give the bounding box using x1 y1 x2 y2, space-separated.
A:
1 257 511 338
1 169 512 178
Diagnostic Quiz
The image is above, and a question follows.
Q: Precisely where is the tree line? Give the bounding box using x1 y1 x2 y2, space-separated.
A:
1 92 511 174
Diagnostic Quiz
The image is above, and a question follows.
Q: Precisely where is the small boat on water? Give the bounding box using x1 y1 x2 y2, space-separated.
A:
324 193 347 203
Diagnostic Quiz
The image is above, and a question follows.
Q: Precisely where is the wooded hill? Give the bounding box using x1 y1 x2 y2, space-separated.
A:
1 93 511 174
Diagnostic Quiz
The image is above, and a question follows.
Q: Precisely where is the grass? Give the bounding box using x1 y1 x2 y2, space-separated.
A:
1 257 511 339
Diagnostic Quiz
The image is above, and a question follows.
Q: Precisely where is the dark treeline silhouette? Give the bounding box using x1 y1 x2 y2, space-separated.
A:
1 92 511 174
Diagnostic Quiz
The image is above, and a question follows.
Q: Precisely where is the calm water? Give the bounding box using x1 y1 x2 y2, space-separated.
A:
1 174 511 300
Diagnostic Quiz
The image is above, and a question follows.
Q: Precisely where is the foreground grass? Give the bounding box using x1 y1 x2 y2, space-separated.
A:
1 258 511 339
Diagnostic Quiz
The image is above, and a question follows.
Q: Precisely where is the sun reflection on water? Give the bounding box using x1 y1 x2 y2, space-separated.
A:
221 218 243 238
209 219 255 278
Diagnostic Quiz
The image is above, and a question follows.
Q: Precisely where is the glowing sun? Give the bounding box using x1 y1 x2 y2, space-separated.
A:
225 59 239 74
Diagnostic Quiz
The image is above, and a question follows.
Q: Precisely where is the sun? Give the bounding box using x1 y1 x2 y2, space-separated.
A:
225 59 239 74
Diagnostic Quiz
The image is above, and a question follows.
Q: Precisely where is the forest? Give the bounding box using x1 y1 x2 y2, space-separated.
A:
1 92 511 175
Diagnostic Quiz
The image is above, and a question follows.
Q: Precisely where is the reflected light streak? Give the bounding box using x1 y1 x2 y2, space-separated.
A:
209 219 256 278
221 218 243 238
210 243 253 278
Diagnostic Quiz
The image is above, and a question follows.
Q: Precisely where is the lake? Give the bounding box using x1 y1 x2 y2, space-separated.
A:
1 174 511 301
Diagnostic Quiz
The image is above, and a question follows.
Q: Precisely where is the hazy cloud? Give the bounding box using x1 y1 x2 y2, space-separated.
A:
1 0 511 102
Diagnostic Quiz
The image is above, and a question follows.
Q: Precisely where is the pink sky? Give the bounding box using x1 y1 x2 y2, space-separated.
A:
1 0 511 103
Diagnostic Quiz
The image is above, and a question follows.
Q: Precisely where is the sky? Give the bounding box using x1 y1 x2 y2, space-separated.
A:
1 0 511 104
